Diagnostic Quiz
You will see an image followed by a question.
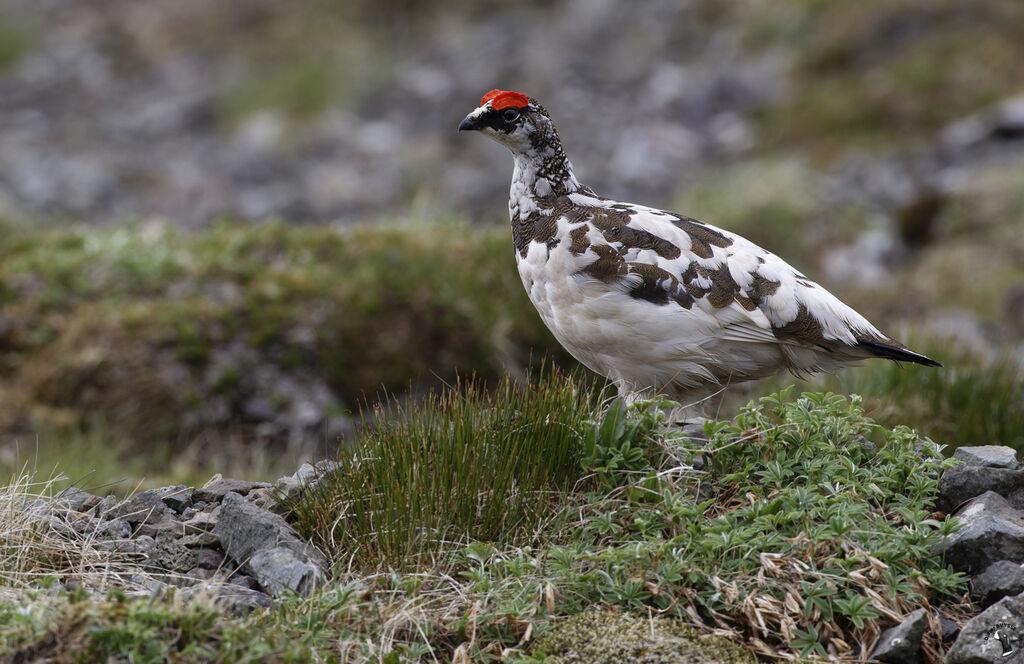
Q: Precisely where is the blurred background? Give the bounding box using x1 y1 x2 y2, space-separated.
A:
0 0 1022 489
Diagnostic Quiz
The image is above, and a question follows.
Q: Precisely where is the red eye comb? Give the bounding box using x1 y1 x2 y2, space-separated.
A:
480 89 529 110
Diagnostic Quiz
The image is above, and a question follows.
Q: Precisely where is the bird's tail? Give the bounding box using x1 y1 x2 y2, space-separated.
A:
855 337 942 367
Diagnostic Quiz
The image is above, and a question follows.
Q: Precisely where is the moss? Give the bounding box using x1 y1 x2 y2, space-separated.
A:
529 611 755 664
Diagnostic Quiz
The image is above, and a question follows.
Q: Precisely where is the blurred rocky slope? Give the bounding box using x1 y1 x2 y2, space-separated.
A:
0 0 1023 482
0 0 1015 226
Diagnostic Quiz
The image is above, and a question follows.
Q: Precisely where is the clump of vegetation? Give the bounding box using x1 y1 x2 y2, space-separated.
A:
0 472 147 593
525 610 756 664
1 589 319 663
284 386 966 660
291 367 600 570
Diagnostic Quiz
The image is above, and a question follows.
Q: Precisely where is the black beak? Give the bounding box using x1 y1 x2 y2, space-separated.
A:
458 116 480 132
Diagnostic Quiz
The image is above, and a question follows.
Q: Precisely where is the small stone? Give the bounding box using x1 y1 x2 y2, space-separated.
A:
185 567 218 582
95 535 155 558
99 519 133 540
144 485 193 513
90 495 118 518
939 618 960 642
177 583 274 616
145 537 199 573
182 508 220 534
54 487 101 512
196 548 225 570
181 507 197 520
870 608 928 664
135 515 184 539
194 475 272 503
248 547 324 596
100 493 172 526
932 491 1024 574
246 487 288 515
954 446 1020 470
181 531 221 548
71 516 102 536
971 560 1024 609
228 574 260 590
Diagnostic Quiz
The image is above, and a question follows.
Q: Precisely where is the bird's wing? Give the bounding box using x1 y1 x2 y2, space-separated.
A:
566 193 889 353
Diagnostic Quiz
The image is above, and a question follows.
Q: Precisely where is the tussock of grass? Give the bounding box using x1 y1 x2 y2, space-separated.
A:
291 367 600 570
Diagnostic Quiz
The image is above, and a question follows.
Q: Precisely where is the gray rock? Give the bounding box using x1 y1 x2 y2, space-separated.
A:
246 487 288 515
932 491 1024 574
274 463 317 501
177 582 274 616
91 495 117 517
136 485 193 513
95 535 155 559
182 507 221 534
870 608 929 664
144 537 199 573
247 547 324 596
181 531 221 548
195 548 225 570
946 592 1024 664
213 492 326 597
99 493 172 526
53 487 101 512
99 518 133 540
194 474 272 503
940 618 960 643
971 561 1024 609
954 446 1020 470
937 466 1024 513
135 514 184 539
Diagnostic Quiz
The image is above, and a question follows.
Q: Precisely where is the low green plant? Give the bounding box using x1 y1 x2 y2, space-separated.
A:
548 388 966 659
290 367 599 570
281 385 965 661
758 336 1024 455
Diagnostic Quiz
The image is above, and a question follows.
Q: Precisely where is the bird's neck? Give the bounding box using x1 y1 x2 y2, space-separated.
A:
509 142 587 220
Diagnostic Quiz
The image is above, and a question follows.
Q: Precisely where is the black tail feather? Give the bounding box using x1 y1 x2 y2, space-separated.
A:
856 339 942 368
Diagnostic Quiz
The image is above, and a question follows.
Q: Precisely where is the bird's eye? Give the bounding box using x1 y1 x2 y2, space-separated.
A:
502 108 520 122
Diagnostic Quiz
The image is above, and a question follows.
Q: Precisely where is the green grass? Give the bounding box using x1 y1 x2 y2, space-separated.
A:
2 385 969 662
291 367 600 570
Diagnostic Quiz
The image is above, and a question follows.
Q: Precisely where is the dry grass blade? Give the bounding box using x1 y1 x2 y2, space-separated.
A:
0 470 163 598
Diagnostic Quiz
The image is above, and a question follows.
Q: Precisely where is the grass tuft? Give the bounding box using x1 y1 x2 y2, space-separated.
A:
291 366 600 570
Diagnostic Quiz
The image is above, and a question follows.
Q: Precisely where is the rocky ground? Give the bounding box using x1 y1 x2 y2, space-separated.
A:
9 443 1024 662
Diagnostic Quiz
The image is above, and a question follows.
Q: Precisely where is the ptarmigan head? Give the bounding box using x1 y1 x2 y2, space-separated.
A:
458 89 555 156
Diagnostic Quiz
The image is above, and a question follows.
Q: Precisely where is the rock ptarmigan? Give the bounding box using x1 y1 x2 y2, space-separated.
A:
459 89 940 416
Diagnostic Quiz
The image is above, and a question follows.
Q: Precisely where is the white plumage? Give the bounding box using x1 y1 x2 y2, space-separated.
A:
460 90 939 415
